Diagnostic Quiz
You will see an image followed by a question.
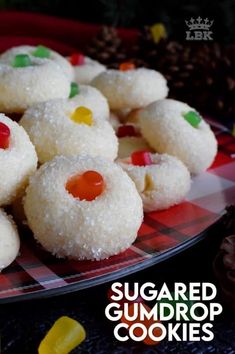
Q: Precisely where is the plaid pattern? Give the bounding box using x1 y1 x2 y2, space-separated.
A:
0 119 234 302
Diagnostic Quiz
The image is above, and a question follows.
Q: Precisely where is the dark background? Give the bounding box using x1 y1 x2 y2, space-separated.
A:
0 0 235 42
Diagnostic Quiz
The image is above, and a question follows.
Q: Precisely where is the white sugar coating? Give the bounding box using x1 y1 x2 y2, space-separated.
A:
20 99 118 163
109 112 121 131
91 68 169 110
118 153 191 212
0 56 70 114
71 56 106 84
71 85 109 120
118 137 152 159
138 99 218 174
0 114 38 206
0 45 74 80
24 155 143 260
0 209 20 270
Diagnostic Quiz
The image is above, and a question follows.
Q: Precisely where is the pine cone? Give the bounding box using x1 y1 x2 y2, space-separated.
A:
86 26 127 67
222 205 235 233
214 205 235 310
132 26 158 64
132 26 235 121
214 236 235 311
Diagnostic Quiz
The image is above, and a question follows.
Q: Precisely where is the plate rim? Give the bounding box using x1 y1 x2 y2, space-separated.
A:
0 216 221 304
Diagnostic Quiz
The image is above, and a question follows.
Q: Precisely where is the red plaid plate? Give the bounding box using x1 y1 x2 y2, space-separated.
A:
0 119 234 303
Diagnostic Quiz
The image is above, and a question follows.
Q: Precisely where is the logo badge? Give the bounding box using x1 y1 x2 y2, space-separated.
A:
185 17 214 40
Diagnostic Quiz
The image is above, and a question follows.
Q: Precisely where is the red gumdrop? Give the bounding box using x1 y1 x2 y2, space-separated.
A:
131 151 152 166
69 53 85 66
66 170 104 201
0 122 10 149
117 125 138 138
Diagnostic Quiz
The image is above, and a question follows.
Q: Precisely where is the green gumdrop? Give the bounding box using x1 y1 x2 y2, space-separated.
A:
12 54 32 68
156 292 196 321
183 111 202 128
32 45 50 58
69 82 79 98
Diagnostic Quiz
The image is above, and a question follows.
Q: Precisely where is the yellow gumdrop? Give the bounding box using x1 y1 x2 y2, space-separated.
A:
38 316 86 354
70 106 93 126
150 23 167 43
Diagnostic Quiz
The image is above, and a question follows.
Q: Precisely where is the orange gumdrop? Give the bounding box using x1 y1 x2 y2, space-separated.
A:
121 303 152 327
66 170 104 201
143 322 162 345
121 303 162 345
119 62 135 71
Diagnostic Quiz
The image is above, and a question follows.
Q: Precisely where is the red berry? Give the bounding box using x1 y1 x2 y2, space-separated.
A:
69 53 85 66
0 122 10 149
131 151 152 166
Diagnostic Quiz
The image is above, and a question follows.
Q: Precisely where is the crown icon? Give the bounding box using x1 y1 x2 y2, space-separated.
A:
185 17 214 30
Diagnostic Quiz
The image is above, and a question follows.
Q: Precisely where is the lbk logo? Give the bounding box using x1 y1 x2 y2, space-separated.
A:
185 17 213 40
